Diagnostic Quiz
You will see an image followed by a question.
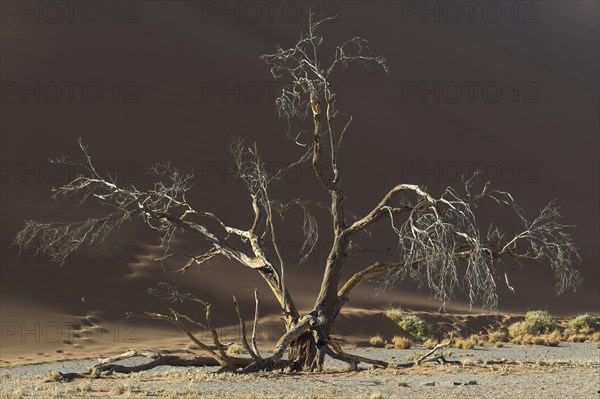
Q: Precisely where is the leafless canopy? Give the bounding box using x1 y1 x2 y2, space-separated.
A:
15 10 581 374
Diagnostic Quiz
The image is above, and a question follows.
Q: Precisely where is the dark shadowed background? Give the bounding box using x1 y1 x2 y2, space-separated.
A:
1 0 598 351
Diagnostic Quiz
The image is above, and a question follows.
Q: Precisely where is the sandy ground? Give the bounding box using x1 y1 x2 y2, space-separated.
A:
0 305 551 367
1 343 598 398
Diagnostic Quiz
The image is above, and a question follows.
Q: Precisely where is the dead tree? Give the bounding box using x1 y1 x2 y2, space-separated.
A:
15 12 581 374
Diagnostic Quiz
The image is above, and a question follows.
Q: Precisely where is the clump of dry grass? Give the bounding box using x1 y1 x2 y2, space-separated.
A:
392 336 412 349
508 321 529 343
370 392 384 399
397 380 409 387
472 334 486 346
543 330 562 346
495 341 504 347
512 330 562 346
406 352 425 361
113 383 126 395
369 335 386 348
455 338 476 349
2 387 25 399
423 338 438 349
487 330 507 344
226 343 245 355
567 333 588 343
75 381 94 394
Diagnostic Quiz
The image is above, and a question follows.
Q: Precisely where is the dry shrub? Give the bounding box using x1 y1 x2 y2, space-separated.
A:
509 321 529 343
568 314 597 332
532 335 546 345
488 330 507 343
520 334 543 345
393 336 412 349
370 392 384 399
542 330 562 346
495 341 504 348
563 328 578 339
369 335 386 348
471 334 485 346
567 333 588 343
423 338 439 349
226 343 245 355
515 331 562 346
455 338 476 349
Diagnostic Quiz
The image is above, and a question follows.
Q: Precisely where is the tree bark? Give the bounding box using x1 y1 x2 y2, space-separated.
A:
287 331 319 371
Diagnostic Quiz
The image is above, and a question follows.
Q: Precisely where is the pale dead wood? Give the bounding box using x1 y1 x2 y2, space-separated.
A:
414 336 454 365
232 294 261 362
16 8 582 376
326 340 388 371
251 289 261 358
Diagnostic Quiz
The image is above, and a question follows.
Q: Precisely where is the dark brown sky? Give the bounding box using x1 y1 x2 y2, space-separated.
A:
1 1 598 320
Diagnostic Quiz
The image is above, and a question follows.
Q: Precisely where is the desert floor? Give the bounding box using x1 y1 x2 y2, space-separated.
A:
1 342 598 399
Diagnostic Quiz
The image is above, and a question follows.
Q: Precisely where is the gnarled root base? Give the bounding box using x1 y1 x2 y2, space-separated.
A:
54 337 461 381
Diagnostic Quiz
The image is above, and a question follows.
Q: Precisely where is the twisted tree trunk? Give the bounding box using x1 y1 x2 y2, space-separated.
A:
287 331 319 371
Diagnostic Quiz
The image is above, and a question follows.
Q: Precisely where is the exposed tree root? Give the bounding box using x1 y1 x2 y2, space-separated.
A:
54 332 463 381
53 343 467 383
326 340 388 371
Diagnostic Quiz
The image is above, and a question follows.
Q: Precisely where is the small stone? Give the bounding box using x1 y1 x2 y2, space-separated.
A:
420 381 435 386
463 380 478 385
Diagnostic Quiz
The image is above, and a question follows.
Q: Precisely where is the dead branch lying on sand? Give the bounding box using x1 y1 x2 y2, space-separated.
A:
396 335 461 368
55 333 460 381
51 291 463 381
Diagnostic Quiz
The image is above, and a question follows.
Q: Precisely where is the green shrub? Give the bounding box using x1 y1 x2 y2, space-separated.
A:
385 308 431 340
400 315 431 339
569 314 597 332
524 310 556 335
385 307 404 323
